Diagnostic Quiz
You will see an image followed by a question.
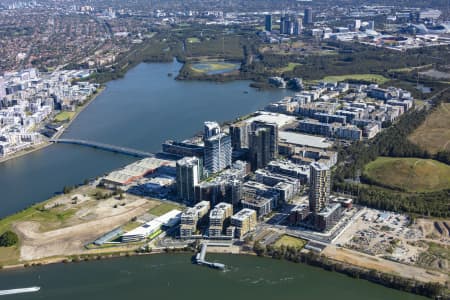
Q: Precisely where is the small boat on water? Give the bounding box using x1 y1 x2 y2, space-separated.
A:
0 286 40 296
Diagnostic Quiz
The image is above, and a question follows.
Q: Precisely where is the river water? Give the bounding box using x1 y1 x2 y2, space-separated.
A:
0 61 292 218
0 254 425 300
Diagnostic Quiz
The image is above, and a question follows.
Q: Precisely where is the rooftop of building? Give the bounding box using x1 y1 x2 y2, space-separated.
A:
310 161 330 172
232 208 257 221
279 131 332 149
177 156 200 166
103 157 175 185
209 208 226 219
317 203 341 218
268 159 311 173
244 111 296 128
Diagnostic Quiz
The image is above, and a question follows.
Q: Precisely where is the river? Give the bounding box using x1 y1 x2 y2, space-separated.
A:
0 60 292 218
0 254 425 300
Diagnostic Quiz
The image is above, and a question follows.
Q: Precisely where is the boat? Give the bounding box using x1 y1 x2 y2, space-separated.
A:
0 286 40 296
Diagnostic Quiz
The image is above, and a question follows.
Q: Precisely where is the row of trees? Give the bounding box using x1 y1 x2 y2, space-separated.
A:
253 242 446 299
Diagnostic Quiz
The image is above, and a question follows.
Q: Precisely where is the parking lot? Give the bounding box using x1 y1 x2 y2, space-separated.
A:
334 209 425 264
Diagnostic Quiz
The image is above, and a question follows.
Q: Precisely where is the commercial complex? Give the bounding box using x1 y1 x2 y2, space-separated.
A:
122 209 182 242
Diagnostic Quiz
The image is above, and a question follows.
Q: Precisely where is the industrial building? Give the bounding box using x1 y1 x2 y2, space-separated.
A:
101 158 176 189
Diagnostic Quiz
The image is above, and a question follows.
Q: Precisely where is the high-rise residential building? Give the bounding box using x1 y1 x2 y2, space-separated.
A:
0 77 5 99
304 7 313 25
249 127 271 171
309 162 331 213
249 121 278 170
204 133 232 175
265 14 272 32
293 18 303 35
280 15 288 34
204 121 221 140
354 19 361 31
230 121 250 150
176 156 202 203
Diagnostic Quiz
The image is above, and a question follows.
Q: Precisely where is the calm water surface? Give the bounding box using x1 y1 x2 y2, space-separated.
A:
0 254 425 300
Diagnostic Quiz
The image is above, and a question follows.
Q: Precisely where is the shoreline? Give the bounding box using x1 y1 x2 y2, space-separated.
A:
0 248 446 299
0 86 106 165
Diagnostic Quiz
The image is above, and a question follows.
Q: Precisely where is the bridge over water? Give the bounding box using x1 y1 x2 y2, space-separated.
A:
51 138 154 158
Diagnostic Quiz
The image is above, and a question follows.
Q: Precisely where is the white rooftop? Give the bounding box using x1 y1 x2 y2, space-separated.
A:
279 131 332 149
245 112 296 128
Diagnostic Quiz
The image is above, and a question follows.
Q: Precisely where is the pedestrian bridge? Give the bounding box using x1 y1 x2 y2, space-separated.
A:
51 138 154 158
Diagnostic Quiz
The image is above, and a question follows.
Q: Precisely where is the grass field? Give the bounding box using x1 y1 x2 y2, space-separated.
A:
54 111 75 122
190 61 240 74
122 221 141 232
417 242 449 273
277 62 301 73
0 246 19 266
148 202 181 216
186 37 200 43
388 64 433 73
363 157 450 192
274 235 307 248
322 74 389 84
409 103 450 154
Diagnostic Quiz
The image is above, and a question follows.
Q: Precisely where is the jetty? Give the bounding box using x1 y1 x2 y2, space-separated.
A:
195 243 225 270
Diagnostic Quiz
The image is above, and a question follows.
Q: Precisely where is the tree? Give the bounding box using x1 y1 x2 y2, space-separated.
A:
0 231 19 247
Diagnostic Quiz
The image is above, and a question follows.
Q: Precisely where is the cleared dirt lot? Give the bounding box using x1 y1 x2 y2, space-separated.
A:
6 185 163 262
14 201 153 261
323 246 448 284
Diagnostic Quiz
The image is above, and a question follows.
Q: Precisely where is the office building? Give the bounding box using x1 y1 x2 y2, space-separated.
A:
176 157 201 203
309 162 330 213
304 7 313 24
249 121 278 171
265 14 272 32
231 208 257 239
204 132 232 175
